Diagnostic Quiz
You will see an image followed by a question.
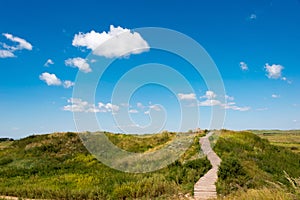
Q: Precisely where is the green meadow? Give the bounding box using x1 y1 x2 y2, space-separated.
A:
0 130 299 199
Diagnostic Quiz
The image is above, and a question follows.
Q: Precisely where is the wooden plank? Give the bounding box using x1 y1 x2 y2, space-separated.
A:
194 131 221 200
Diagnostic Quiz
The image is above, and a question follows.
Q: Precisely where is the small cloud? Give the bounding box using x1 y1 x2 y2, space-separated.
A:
98 102 120 113
239 61 248 71
72 25 149 58
249 14 257 20
63 80 75 88
137 102 144 108
129 109 138 113
271 94 280 98
149 105 161 111
63 98 119 113
65 57 91 73
178 93 196 100
144 104 162 114
222 102 250 111
201 90 217 99
198 99 221 106
225 95 234 101
0 49 15 58
265 63 284 79
39 72 74 89
39 72 62 86
44 59 54 67
197 91 250 111
90 59 97 63
198 90 220 106
2 33 32 50
0 33 32 58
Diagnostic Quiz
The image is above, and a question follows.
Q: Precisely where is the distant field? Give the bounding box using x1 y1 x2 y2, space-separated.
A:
251 130 300 153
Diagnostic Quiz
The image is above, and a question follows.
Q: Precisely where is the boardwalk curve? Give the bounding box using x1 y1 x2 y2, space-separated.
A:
194 131 221 200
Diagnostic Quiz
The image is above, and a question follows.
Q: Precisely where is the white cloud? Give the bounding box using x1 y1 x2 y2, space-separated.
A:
249 14 257 20
129 109 138 113
2 33 32 50
98 102 120 113
0 49 14 58
197 91 250 111
149 105 161 111
137 102 144 108
144 104 162 114
39 72 62 86
198 91 220 106
0 33 32 59
239 61 248 71
265 63 284 79
65 57 91 73
225 95 234 101
198 99 221 106
201 90 217 99
63 80 75 88
271 94 280 98
39 72 74 89
178 93 196 100
72 25 149 58
63 98 120 113
222 102 250 111
63 98 97 113
44 59 54 67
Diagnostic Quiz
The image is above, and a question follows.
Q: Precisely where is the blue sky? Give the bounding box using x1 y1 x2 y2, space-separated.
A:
1 0 300 138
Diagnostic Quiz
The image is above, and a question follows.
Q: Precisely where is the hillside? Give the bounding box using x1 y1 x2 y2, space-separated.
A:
1 130 300 200
212 130 300 199
0 131 211 199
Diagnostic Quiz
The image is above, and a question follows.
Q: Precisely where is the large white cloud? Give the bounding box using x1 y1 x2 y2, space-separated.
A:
72 25 149 58
2 33 32 50
265 63 284 79
178 93 196 100
65 57 91 73
0 50 14 58
39 72 62 86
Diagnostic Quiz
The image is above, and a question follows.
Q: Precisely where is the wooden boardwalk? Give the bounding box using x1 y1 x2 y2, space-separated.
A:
194 131 221 200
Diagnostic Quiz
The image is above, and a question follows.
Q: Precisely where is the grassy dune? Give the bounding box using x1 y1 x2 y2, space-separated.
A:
0 131 210 199
1 130 300 199
212 130 300 199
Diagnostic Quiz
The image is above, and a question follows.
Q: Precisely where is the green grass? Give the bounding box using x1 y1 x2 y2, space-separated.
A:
0 131 211 199
254 130 300 154
213 130 300 199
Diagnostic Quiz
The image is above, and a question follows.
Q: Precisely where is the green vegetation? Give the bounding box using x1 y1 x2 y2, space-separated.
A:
0 131 211 199
213 130 300 199
254 130 300 154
